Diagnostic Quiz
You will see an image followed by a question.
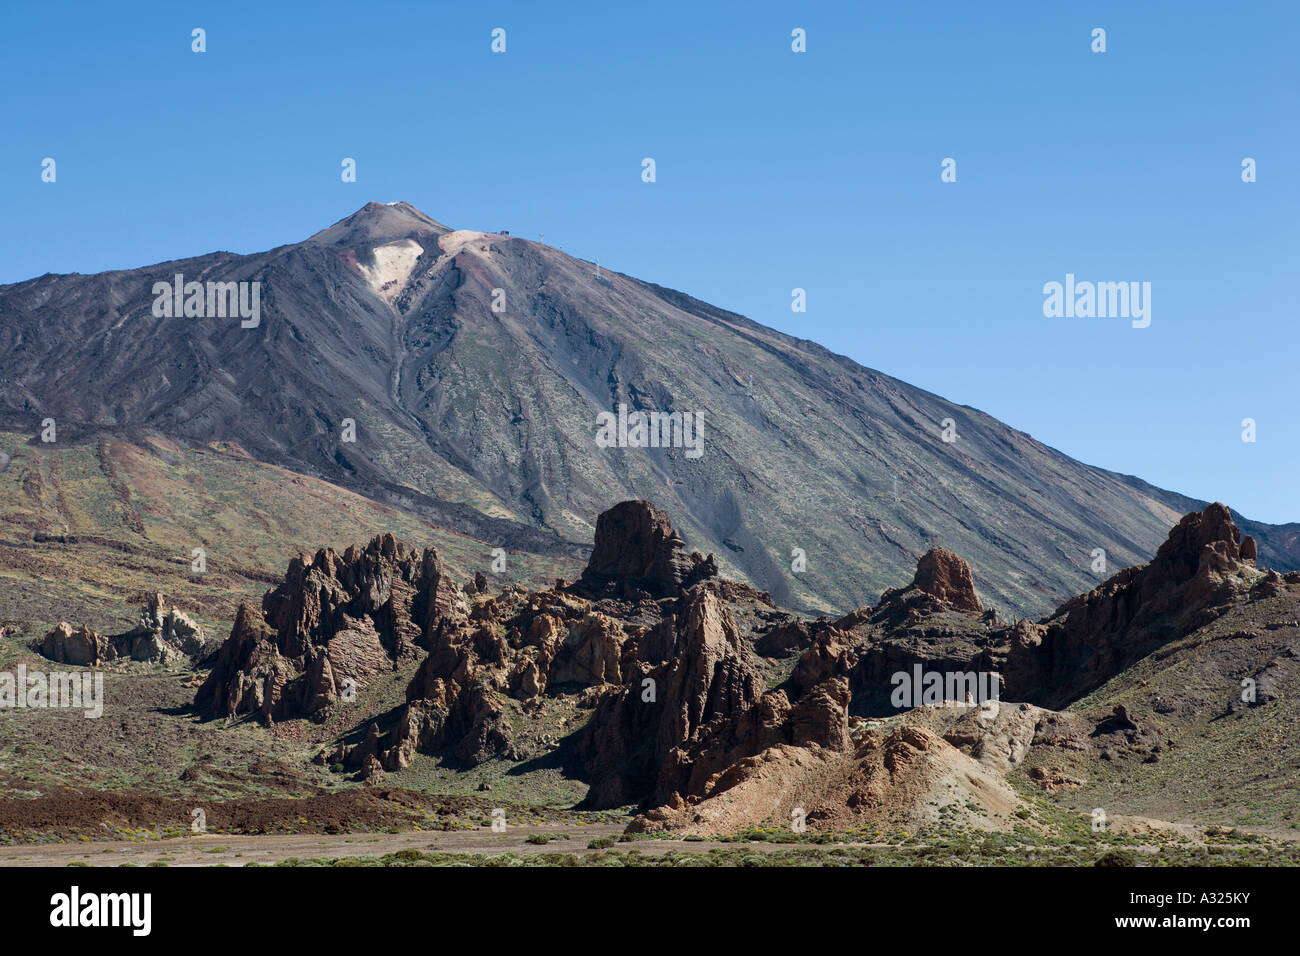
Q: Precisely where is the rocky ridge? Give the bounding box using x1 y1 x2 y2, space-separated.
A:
194 498 1298 834
194 534 454 721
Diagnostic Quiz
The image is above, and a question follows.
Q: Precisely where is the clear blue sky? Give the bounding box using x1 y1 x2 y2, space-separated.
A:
3 1 1296 522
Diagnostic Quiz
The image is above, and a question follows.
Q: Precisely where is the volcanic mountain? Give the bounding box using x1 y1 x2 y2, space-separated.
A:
1 200 1295 616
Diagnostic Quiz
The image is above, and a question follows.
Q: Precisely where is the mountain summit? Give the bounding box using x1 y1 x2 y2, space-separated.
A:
1 202 1295 614
307 201 452 247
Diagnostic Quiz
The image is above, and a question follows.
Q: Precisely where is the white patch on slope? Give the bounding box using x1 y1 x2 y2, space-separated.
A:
359 239 424 304
438 230 489 255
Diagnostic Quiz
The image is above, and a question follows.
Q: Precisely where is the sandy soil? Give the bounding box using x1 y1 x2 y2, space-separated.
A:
0 823 767 867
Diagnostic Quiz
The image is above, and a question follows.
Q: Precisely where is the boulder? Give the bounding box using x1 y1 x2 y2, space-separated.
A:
41 623 113 666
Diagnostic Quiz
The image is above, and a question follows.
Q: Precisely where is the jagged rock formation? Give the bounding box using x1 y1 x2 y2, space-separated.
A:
195 533 454 721
675 501 1271 765
633 687 1030 836
577 587 766 807
1004 502 1271 708
197 499 1298 835
641 676 853 817
574 500 718 600
38 593 215 667
323 502 731 776
578 530 1011 819
880 547 984 615
320 590 616 773
135 592 217 662
777 502 1272 716
332 590 547 771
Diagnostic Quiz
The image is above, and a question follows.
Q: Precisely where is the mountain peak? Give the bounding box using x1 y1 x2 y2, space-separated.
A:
4 205 1297 618
307 201 452 247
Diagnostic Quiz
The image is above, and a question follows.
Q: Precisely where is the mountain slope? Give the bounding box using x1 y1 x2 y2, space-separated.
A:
1 201 1295 616
0 429 574 643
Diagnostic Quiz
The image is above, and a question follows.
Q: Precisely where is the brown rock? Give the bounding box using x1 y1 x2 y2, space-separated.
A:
753 618 813 657
1028 765 1085 792
41 622 113 667
579 587 764 808
911 548 983 613
549 613 626 686
194 604 285 720
1005 503 1264 709
790 625 857 697
575 500 717 598
787 678 852 750
509 657 547 699
196 535 453 720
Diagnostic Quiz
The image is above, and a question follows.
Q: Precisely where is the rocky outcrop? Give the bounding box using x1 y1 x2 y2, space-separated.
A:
574 500 717 599
780 549 1002 717
186 498 1295 835
38 593 216 667
548 613 627 687
339 672 516 774
632 691 1027 836
911 548 984 613
372 609 519 769
323 531 657 777
128 593 218 664
769 505 1271 716
1005 503 1267 708
41 623 114 666
578 586 765 807
192 604 284 719
753 618 815 657
322 501 732 781
325 601 626 774
196 534 455 721
709 503 1280 733
652 677 852 807
790 624 857 698
875 547 984 623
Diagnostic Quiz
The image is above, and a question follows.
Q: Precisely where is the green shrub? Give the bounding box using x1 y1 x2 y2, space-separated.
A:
1095 850 1136 867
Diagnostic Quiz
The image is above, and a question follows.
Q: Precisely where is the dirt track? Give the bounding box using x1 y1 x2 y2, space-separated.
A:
0 823 763 867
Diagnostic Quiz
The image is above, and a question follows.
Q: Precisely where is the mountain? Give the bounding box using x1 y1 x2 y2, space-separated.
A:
1 201 1295 617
